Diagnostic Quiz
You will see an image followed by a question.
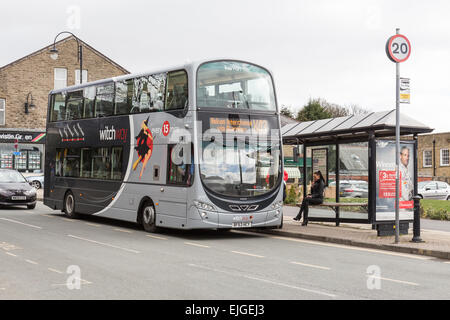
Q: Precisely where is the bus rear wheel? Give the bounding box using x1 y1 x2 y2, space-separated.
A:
141 201 158 233
64 191 79 219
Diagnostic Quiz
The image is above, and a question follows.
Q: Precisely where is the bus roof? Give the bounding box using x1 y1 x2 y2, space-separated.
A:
48 58 272 95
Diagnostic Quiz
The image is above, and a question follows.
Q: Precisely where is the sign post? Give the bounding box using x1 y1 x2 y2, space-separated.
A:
386 28 412 243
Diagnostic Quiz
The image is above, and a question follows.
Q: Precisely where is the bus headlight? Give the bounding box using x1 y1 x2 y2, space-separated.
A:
193 201 216 212
272 201 283 210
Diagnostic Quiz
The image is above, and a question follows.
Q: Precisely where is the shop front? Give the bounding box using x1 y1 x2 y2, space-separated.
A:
0 130 46 173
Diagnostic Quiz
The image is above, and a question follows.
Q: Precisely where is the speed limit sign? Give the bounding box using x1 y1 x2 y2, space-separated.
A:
386 34 411 63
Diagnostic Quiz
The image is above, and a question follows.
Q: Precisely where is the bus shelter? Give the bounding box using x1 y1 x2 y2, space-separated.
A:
282 110 433 229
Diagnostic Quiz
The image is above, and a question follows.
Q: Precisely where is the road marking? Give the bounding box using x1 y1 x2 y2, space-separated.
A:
0 242 21 252
370 276 420 287
52 278 92 287
67 235 140 254
188 263 337 298
5 252 17 257
0 288 5 291
113 228 133 234
42 214 57 219
291 261 331 271
146 235 167 240
268 236 432 261
63 218 76 223
231 251 265 258
0 218 42 229
48 268 64 274
85 223 102 227
444 261 450 264
184 242 210 248
25 259 38 265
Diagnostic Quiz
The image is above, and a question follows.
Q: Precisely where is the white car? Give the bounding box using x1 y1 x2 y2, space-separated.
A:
418 181 450 200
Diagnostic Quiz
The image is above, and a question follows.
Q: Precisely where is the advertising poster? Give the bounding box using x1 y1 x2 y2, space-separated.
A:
376 140 415 222
312 148 328 185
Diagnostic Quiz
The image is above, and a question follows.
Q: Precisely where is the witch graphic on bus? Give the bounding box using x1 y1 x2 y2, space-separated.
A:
133 117 154 179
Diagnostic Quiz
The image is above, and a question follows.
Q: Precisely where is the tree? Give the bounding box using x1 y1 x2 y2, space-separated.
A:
348 104 370 116
296 98 332 122
280 105 295 119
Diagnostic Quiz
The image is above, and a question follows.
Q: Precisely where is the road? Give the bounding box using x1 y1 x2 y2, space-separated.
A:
0 203 449 300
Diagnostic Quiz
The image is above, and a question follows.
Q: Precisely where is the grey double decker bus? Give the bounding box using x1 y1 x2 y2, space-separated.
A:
44 59 284 232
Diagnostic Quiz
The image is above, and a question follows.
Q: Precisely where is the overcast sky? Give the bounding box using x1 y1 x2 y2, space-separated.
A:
1 0 449 132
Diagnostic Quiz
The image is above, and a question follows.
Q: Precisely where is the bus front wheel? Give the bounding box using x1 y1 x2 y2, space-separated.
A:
141 201 158 233
64 191 79 219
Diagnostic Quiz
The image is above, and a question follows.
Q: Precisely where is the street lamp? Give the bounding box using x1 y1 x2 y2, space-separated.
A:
50 31 84 84
24 92 36 114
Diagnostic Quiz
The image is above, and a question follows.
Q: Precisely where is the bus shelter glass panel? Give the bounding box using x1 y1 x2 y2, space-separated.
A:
338 142 369 220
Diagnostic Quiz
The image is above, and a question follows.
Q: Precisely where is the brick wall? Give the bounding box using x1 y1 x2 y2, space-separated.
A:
418 132 450 180
0 37 128 131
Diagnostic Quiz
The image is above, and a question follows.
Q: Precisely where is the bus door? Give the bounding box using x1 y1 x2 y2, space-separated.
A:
157 144 192 221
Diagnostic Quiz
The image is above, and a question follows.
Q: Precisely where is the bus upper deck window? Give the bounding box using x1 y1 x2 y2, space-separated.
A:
165 71 188 111
95 84 114 118
51 93 66 122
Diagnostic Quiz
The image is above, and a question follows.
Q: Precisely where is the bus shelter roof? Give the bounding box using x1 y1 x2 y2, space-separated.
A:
282 110 433 146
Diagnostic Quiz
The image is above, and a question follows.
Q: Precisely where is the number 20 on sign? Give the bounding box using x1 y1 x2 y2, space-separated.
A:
386 34 411 63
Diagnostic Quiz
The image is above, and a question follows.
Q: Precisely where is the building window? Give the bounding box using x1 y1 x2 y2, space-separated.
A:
54 68 67 90
0 98 5 125
441 149 450 166
423 150 432 168
75 70 88 85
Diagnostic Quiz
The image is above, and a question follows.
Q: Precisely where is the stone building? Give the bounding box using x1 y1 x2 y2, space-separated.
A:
418 132 450 183
0 36 128 172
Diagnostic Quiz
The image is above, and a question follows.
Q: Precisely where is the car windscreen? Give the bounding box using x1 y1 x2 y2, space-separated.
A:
0 171 27 183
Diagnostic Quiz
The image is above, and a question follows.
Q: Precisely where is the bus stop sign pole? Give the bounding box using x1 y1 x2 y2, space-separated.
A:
386 28 411 243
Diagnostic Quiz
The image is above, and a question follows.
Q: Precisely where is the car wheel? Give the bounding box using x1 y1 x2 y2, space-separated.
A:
64 191 79 219
141 201 158 233
27 204 36 210
447 195 450 201
31 181 41 189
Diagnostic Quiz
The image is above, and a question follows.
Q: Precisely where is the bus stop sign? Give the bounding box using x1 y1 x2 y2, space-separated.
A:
386 34 411 63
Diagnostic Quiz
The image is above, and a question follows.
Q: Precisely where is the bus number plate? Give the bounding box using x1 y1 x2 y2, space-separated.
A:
232 222 252 228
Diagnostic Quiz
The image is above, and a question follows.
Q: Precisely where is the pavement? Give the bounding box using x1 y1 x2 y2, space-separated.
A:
1 202 450 300
266 206 450 260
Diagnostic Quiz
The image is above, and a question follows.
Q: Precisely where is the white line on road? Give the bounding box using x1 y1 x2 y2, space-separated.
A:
48 268 64 274
268 236 432 261
0 218 42 229
184 242 210 248
188 263 337 298
291 261 331 271
146 235 167 240
5 252 17 257
370 276 420 287
113 228 133 233
230 251 265 258
67 235 140 254
25 259 38 265
63 218 76 223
